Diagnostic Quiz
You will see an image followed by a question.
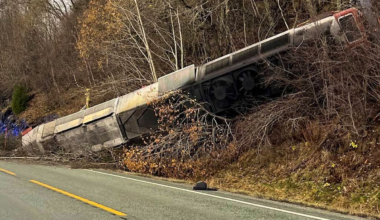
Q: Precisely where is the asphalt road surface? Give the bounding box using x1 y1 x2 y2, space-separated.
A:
0 160 369 220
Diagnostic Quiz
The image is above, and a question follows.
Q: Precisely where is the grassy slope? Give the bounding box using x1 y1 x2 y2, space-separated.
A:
18 88 112 125
208 129 380 218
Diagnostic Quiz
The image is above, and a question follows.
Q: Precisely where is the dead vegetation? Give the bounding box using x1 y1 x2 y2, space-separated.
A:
121 92 235 179
235 38 380 153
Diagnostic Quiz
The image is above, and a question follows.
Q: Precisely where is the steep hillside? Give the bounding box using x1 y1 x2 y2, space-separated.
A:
1 1 380 218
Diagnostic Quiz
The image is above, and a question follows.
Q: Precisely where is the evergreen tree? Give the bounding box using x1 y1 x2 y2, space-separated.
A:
11 86 28 114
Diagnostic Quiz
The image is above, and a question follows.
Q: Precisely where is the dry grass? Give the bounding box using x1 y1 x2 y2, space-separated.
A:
208 130 380 218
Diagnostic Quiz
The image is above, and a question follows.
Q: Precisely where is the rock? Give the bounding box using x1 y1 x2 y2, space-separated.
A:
193 181 208 190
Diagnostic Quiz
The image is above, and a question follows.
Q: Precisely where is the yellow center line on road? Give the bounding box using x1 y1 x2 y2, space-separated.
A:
0 168 16 176
29 180 127 217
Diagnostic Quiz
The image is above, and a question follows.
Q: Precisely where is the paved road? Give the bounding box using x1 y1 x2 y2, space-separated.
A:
0 160 368 220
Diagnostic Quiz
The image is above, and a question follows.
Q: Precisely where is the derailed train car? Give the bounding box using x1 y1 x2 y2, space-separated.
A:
22 8 372 155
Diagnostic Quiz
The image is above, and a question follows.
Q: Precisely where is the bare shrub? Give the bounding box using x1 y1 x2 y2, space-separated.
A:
121 92 235 179
236 37 380 153
234 94 312 153
0 135 21 154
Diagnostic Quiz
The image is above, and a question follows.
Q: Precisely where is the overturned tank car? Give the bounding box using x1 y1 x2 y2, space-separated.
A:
22 8 375 155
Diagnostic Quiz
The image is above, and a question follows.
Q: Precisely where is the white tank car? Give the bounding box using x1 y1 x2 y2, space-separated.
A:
22 8 368 155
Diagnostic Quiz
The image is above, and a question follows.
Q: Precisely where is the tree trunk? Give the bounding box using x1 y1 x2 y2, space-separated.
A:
134 0 158 83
